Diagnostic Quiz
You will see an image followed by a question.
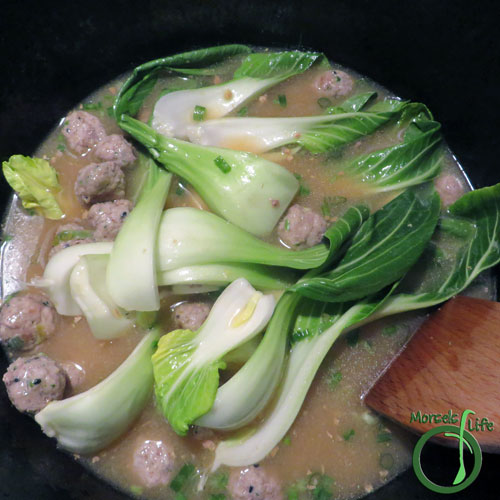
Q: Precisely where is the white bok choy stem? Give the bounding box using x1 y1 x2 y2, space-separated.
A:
35 327 161 454
40 242 113 315
150 50 322 140
152 278 276 436
69 254 132 340
106 157 172 311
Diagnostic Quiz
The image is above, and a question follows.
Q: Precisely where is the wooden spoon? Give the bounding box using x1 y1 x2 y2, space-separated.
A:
364 295 500 452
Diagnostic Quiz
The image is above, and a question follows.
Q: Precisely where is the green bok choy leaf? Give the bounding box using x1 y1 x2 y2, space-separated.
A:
342 113 443 193
2 155 64 219
35 327 161 454
292 187 441 301
156 207 328 271
119 116 299 236
152 278 275 435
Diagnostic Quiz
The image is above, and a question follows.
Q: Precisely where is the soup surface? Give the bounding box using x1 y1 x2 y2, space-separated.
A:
0 47 494 500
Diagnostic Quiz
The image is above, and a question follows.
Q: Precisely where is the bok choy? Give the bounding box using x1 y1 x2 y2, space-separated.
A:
156 207 328 271
35 327 161 454
196 206 369 430
69 255 132 340
341 112 443 193
185 94 406 154
213 184 500 467
152 278 275 435
119 116 299 236
149 50 322 139
106 156 172 311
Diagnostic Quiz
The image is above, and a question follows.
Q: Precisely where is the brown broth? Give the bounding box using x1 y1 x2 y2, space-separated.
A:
0 52 493 500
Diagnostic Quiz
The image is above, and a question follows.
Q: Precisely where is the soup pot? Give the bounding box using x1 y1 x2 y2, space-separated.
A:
0 0 498 498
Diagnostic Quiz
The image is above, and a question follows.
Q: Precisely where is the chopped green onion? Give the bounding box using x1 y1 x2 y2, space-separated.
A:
56 144 66 152
52 230 93 246
1 234 13 243
382 325 397 336
282 435 292 446
328 370 342 390
299 184 310 196
274 94 287 107
209 495 225 500
207 472 228 491
237 106 248 117
317 97 332 108
213 156 231 174
175 494 188 500
193 105 207 122
284 219 290 231
82 101 103 111
130 485 143 495
343 429 355 441
363 340 375 354
377 431 392 443
170 464 195 492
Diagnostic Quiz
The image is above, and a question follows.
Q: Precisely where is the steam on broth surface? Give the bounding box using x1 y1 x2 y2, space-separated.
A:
0 46 495 500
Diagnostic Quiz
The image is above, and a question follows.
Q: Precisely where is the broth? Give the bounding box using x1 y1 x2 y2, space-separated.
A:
0 49 494 500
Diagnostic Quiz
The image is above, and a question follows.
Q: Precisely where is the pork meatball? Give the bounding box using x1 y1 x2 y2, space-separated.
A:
133 440 175 488
314 69 354 97
87 199 133 240
2 355 66 413
174 302 211 331
228 466 283 500
0 293 58 351
60 361 85 392
62 111 106 154
49 223 94 258
95 134 136 168
75 162 126 205
278 204 327 248
435 174 465 207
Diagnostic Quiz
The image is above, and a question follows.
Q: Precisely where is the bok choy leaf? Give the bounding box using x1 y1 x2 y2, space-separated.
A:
119 116 299 236
157 262 298 291
156 207 328 271
35 327 161 454
152 279 275 435
150 51 322 139
114 44 253 119
292 186 441 301
2 155 64 219
106 156 172 311
342 113 443 193
185 94 405 154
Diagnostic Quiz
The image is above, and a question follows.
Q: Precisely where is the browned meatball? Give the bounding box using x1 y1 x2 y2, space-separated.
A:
435 174 465 206
2 355 66 413
62 111 106 154
174 302 211 331
75 162 126 205
95 134 136 168
87 199 133 240
49 223 95 258
228 466 283 500
133 439 175 488
0 293 58 351
314 69 354 97
278 204 327 248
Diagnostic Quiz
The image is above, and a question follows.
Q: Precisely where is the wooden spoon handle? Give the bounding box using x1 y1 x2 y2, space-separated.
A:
364 296 500 452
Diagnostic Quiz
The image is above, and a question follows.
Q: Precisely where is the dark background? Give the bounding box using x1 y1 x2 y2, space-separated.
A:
1 0 499 498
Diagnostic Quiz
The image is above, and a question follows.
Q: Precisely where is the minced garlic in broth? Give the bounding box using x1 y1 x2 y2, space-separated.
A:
1 48 494 500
